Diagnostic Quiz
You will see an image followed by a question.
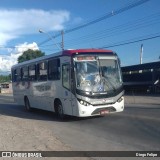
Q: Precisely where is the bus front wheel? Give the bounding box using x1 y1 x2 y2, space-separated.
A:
55 101 65 120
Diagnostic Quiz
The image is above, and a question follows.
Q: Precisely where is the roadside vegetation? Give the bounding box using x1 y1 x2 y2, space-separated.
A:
0 75 11 83
0 49 45 83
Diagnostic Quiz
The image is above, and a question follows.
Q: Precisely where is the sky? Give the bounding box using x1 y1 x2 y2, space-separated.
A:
0 0 160 74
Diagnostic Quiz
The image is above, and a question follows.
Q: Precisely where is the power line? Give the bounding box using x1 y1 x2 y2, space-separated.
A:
100 33 160 48
38 12 160 51
64 12 160 47
38 0 150 46
64 0 149 34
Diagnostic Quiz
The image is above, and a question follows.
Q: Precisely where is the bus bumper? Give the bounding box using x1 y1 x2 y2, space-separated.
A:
77 97 124 117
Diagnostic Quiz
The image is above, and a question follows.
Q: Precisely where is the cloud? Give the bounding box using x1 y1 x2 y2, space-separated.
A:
0 9 70 45
0 8 70 73
0 42 39 74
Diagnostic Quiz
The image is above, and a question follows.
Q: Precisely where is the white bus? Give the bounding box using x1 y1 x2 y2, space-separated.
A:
11 49 124 119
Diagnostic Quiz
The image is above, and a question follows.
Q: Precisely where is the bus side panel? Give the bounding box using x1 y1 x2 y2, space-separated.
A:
12 82 29 106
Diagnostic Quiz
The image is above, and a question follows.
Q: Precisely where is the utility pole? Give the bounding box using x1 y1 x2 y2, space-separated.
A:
61 30 64 50
140 44 143 64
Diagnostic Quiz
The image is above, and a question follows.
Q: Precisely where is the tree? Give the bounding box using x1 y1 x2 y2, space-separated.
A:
0 75 11 83
18 49 45 63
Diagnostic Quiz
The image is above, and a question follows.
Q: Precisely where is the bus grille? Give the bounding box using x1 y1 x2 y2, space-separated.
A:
92 102 114 106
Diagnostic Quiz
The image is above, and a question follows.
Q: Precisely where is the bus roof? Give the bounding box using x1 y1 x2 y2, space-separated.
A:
62 49 113 55
12 49 115 69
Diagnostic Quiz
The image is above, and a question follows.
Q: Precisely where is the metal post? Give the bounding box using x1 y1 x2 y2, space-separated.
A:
140 44 143 64
61 30 64 50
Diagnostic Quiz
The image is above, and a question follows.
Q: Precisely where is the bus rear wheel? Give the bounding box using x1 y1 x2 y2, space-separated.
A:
24 97 32 111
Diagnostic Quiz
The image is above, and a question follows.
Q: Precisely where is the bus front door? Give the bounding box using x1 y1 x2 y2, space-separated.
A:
62 64 73 115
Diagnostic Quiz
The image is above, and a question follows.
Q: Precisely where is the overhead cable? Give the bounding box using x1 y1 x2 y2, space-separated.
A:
38 0 150 46
100 33 160 48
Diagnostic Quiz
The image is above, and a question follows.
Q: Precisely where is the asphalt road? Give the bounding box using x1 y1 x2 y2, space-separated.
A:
0 94 160 160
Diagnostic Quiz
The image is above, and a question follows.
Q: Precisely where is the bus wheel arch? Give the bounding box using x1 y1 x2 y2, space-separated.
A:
24 96 32 111
54 99 65 120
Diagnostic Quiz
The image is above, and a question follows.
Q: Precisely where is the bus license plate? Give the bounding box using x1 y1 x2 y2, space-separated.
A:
100 110 109 115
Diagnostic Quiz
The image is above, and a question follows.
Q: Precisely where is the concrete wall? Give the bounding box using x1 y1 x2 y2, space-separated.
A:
124 95 160 105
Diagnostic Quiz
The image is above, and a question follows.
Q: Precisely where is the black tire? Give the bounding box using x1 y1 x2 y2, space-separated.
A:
24 97 32 111
55 101 65 120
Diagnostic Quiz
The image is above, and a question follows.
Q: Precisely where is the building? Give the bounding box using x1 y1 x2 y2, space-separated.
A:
121 61 160 93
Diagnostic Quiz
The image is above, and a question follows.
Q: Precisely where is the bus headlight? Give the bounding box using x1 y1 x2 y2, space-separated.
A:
117 97 123 103
78 99 90 106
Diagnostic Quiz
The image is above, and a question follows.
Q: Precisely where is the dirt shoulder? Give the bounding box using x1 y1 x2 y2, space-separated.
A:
0 94 92 160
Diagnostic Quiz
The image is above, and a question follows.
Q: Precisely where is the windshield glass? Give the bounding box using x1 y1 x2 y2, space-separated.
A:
74 56 122 93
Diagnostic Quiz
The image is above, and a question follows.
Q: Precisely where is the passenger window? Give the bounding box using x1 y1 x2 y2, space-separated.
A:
14 68 21 82
37 61 47 81
62 64 70 90
22 67 28 81
29 65 36 81
48 59 60 80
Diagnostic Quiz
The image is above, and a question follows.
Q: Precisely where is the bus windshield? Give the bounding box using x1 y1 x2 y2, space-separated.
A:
74 56 123 94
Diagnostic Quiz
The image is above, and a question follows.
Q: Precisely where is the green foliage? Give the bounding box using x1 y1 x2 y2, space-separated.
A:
0 75 11 83
18 49 45 63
